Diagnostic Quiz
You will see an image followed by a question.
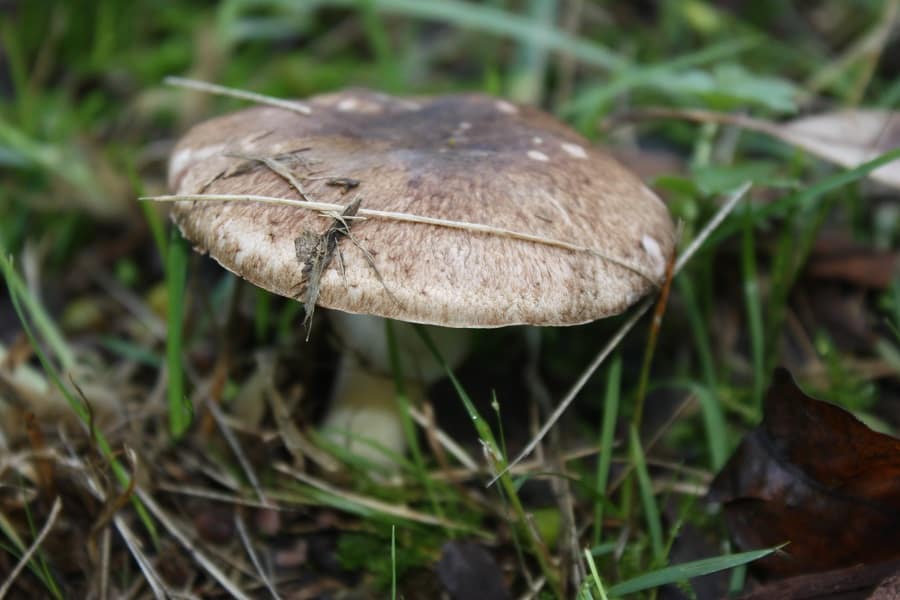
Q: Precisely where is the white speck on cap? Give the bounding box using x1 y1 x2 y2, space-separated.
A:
532 137 543 145
527 150 549 162
495 100 518 114
561 142 588 159
169 143 226 182
641 235 665 278
337 98 359 112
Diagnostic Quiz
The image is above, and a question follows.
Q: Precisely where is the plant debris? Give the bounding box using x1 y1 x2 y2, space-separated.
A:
294 197 362 336
709 368 900 577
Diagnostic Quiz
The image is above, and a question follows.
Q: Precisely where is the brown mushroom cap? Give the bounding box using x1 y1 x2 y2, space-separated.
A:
168 89 675 327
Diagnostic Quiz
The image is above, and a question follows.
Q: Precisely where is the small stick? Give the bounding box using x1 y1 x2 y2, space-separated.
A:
0 496 63 598
488 182 751 486
143 193 660 284
164 76 312 116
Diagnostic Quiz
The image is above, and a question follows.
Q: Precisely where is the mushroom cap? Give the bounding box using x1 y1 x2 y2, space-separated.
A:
168 89 675 327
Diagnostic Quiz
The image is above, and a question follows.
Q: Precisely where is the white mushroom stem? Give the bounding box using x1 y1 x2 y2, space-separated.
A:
319 312 471 468
320 353 419 465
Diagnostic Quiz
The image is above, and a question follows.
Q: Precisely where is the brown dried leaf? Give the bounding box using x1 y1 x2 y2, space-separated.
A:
436 541 510 600
709 368 900 577
807 233 899 290
778 111 900 189
736 558 900 600
613 108 900 188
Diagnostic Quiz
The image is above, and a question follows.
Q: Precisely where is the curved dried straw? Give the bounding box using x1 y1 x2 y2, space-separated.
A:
142 192 663 284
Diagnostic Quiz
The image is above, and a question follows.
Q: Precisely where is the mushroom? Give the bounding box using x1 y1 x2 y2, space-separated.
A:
167 89 675 466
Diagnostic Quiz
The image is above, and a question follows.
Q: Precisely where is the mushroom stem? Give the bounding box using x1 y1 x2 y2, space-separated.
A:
319 312 471 468
319 353 415 465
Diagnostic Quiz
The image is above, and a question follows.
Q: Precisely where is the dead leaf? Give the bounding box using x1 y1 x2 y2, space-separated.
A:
436 541 510 600
806 233 899 290
735 558 900 600
610 108 900 189
778 111 900 189
709 368 900 577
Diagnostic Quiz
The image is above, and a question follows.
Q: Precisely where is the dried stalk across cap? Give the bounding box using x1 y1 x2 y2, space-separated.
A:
166 89 676 328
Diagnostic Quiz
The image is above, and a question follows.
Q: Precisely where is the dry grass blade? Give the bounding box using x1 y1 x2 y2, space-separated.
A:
267 382 342 473
488 182 751 485
205 396 268 505
0 496 62 599
275 463 485 533
235 513 281 599
143 193 660 283
115 516 168 600
135 487 254 600
164 76 312 115
156 482 285 508
97 528 110 600
407 405 478 470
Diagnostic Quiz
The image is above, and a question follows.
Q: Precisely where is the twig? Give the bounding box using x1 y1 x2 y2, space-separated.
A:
235 513 281 600
275 463 487 534
205 397 269 506
143 193 660 284
0 496 62 599
488 182 751 486
164 76 311 116
407 405 478 470
225 152 314 203
135 487 254 600
115 515 168 600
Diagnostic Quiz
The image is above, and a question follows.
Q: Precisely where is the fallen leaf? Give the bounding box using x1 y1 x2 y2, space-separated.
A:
436 541 510 600
778 111 900 189
806 233 899 290
709 368 900 577
611 108 900 189
735 558 900 600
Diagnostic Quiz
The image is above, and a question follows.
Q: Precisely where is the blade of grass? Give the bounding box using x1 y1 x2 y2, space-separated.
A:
166 228 192 438
314 0 625 70
413 325 562 598
665 380 728 470
708 147 900 246
276 464 481 533
492 183 750 482
254 287 272 342
676 276 718 396
629 425 664 565
564 37 754 120
124 155 168 265
606 547 777 597
741 211 766 410
0 244 75 371
0 497 63 599
135 487 252 600
583 546 609 600
391 525 397 600
593 355 621 547
384 320 449 533
1 251 160 544
508 0 557 104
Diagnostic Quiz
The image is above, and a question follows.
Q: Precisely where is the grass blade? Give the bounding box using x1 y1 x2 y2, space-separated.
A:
607 547 777 597
629 425 664 564
593 355 621 547
311 0 625 70
166 228 191 438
